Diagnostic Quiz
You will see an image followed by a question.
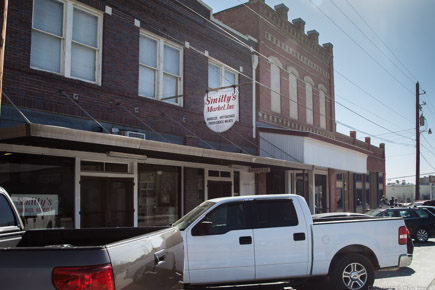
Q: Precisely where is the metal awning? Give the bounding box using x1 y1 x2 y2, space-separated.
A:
0 124 313 171
259 130 369 173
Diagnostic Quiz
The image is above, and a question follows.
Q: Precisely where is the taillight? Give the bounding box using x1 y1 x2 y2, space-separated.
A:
399 226 409 245
52 264 114 290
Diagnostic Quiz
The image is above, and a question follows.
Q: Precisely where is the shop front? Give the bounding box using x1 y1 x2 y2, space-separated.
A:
259 128 369 213
0 123 311 229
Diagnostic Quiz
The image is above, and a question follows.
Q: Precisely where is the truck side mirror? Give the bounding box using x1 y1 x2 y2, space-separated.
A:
192 221 212 236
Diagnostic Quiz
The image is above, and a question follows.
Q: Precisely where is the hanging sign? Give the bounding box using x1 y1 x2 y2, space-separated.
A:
204 87 239 133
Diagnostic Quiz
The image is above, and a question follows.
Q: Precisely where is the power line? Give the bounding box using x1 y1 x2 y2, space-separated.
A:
306 0 415 96
330 0 416 84
387 171 435 180
122 0 417 153
335 70 414 124
335 92 410 132
342 0 418 82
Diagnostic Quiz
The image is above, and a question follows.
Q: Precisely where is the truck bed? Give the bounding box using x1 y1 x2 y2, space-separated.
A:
10 226 169 247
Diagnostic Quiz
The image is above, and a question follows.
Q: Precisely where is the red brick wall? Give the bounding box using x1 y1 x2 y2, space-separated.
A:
215 1 334 134
3 0 256 150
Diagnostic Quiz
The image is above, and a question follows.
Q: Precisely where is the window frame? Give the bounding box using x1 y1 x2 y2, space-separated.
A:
207 60 238 90
31 0 103 85
138 30 184 106
191 201 250 236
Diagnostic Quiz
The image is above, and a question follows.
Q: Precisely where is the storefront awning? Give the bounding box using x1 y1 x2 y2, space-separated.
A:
0 123 314 171
259 131 369 173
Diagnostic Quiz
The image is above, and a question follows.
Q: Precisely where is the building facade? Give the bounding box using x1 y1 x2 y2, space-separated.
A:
213 0 386 213
0 0 320 230
0 0 386 230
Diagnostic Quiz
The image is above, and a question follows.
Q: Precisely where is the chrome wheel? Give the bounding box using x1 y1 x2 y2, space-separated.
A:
416 228 429 242
342 262 368 290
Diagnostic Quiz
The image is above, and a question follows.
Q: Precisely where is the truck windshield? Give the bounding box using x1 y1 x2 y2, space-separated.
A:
173 201 215 230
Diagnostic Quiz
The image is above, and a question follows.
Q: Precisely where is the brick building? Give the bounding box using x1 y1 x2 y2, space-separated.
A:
213 0 386 213
0 0 319 229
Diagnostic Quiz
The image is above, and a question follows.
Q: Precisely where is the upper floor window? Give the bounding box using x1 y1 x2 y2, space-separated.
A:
318 84 327 129
208 62 237 89
31 0 103 84
139 32 183 105
288 67 299 120
269 56 281 113
304 76 314 125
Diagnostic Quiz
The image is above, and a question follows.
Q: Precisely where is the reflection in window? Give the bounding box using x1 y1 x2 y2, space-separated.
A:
195 202 248 235
1 153 75 229
138 164 180 226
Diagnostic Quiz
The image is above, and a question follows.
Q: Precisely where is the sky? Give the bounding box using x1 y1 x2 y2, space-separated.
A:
201 0 435 184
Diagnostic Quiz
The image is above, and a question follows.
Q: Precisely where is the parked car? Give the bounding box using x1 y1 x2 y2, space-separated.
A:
417 205 435 216
0 187 184 290
174 194 413 290
423 200 435 206
366 207 435 242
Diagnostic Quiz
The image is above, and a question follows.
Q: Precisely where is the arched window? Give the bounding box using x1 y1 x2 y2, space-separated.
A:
304 76 314 125
318 84 327 129
269 56 282 113
288 67 299 120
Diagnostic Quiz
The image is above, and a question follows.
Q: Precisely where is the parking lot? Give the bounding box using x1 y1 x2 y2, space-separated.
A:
194 238 435 290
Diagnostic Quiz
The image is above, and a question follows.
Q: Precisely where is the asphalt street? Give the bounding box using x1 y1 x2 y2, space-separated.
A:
192 238 435 290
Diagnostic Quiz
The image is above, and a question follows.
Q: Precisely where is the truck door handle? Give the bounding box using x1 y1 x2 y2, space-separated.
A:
154 249 166 267
293 232 306 241
239 236 252 245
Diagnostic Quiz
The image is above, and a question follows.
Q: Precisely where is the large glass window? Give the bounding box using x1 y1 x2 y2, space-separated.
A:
31 0 102 84
138 164 181 226
0 153 75 229
139 32 183 105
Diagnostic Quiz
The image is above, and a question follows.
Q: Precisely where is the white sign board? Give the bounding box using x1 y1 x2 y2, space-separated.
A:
11 194 58 216
204 87 239 133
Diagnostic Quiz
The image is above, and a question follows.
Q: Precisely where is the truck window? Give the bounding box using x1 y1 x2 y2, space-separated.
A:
0 195 17 227
192 202 249 235
253 199 298 228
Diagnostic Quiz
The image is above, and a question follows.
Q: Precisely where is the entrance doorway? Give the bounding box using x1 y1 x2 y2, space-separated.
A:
208 181 232 199
315 175 327 213
80 177 134 228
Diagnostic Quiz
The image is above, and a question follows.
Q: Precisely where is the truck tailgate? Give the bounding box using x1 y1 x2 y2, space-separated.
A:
0 247 110 290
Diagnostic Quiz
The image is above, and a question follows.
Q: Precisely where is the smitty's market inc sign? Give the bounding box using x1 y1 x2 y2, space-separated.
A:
204 87 239 133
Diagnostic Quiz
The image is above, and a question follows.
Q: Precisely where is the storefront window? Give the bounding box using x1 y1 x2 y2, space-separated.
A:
0 153 75 229
336 188 343 210
138 164 180 226
315 174 327 214
365 175 370 209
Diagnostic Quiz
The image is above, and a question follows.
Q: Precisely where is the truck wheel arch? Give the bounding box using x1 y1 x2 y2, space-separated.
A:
329 245 379 274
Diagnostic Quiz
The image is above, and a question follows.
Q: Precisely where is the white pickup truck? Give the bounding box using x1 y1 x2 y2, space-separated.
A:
174 194 413 290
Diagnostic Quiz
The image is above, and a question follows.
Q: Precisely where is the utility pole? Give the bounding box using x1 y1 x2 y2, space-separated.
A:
415 82 420 201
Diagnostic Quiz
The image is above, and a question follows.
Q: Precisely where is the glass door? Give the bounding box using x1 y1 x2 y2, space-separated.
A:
80 177 133 228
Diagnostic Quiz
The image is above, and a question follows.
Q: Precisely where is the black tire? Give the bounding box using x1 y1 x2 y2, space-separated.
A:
415 228 429 243
330 254 374 290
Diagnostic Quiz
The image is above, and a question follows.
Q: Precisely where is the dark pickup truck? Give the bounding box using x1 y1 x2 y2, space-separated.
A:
0 186 184 290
